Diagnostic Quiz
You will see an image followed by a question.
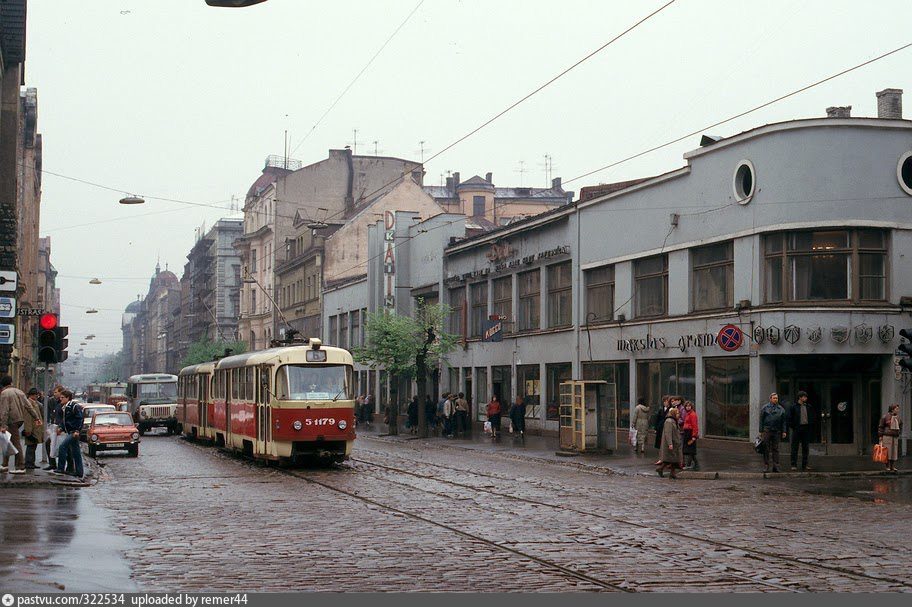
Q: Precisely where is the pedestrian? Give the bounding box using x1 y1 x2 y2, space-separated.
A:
442 394 456 437
44 385 64 470
759 392 787 473
509 394 526 438
878 403 902 472
455 392 469 437
363 394 374 428
0 375 28 474
652 395 671 452
681 400 699 471
631 397 650 455
0 423 17 473
788 390 814 471
23 388 46 470
52 389 85 480
407 396 419 434
656 406 682 479
486 394 503 439
424 395 436 433
355 394 365 426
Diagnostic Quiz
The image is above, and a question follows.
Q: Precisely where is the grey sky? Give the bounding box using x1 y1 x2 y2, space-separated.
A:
25 0 911 357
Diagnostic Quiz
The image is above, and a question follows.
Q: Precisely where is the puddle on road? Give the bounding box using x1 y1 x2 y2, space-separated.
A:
789 476 912 505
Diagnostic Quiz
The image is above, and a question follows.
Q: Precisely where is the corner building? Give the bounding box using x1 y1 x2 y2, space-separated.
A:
441 111 911 456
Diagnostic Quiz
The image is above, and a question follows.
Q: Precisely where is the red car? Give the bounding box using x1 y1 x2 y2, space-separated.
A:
87 411 141 458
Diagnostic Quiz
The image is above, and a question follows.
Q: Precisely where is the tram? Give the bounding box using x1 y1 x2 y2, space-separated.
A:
100 381 129 409
177 338 356 463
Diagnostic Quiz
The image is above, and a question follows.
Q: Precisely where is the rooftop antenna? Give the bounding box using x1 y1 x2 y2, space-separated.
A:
417 140 429 163
514 160 528 187
539 154 555 186
372 140 382 156
347 128 359 155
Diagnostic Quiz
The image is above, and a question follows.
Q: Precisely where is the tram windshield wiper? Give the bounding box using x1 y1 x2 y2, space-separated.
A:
332 387 346 402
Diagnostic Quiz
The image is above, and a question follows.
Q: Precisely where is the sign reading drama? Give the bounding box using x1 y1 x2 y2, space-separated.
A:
383 211 396 309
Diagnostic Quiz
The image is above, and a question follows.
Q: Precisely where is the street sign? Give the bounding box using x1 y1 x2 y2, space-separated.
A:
17 307 44 316
0 297 14 319
0 271 17 293
0 323 15 345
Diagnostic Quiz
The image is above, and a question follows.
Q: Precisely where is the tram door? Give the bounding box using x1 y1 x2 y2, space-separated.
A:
200 374 209 437
257 366 271 455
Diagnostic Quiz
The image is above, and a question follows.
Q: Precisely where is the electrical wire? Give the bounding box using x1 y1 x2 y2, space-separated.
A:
289 0 426 157
564 40 912 185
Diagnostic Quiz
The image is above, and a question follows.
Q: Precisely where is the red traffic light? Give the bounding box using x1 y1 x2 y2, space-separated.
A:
39 313 58 330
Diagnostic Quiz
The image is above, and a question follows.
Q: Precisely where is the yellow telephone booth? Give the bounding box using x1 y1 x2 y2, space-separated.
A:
559 380 617 453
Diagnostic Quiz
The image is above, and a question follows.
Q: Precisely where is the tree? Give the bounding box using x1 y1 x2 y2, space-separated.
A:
353 303 458 437
181 339 248 367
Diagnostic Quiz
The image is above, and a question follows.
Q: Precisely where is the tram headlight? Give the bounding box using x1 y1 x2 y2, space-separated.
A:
338 420 347 430
293 420 303 431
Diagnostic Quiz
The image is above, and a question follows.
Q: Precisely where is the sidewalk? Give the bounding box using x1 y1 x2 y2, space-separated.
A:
1 446 98 488
357 424 911 480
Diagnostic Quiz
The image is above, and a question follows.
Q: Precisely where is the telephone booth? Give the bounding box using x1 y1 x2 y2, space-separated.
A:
558 380 617 453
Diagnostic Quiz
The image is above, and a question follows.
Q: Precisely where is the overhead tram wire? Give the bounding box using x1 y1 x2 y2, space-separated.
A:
312 0 678 226
289 0 426 157
564 40 912 186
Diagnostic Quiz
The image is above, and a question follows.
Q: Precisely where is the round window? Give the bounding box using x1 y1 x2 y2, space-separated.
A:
733 160 755 204
898 151 912 196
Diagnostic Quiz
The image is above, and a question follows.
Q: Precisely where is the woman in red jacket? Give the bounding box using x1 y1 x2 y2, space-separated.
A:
682 400 700 471
486 395 503 439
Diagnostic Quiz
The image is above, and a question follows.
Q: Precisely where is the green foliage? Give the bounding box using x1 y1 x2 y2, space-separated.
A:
181 339 248 367
353 303 458 380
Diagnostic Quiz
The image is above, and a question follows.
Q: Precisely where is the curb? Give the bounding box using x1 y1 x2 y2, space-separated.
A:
361 434 911 480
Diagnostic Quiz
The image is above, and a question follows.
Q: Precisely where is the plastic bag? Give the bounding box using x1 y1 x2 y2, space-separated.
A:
483 421 492 434
873 442 888 464
628 427 637 445
753 435 766 454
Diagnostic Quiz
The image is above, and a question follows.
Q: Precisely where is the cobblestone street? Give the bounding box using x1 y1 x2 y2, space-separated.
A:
52 434 907 592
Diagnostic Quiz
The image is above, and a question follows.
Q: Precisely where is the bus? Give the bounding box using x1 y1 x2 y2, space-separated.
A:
126 373 179 435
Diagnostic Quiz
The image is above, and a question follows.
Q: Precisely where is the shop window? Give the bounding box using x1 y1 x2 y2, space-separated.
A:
545 363 572 421
582 361 630 429
470 282 488 338
585 265 614 323
475 367 488 421
634 255 668 318
691 241 733 311
636 359 695 410
764 229 887 303
492 276 512 331
449 286 466 336
547 262 572 328
350 310 360 347
517 269 540 331
704 357 749 439
517 364 540 419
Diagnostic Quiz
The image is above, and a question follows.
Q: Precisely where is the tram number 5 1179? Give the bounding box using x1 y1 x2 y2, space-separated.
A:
306 418 336 426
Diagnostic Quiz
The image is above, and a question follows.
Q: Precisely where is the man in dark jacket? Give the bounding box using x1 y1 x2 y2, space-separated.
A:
652 396 670 451
52 389 85 480
43 385 63 470
788 390 813 471
759 393 787 473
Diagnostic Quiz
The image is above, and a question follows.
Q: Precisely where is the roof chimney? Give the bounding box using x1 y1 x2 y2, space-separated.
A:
445 176 454 191
485 172 493 183
825 106 851 118
453 172 460 187
551 177 562 190
876 88 903 119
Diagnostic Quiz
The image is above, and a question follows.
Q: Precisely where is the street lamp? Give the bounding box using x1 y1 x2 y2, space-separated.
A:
119 195 145 205
89 278 102 285
86 308 99 314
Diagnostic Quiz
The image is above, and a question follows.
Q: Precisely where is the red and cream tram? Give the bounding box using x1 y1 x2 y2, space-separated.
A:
177 339 356 463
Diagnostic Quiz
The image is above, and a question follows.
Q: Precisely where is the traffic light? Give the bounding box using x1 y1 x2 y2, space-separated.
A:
37 313 58 364
55 325 69 363
899 328 912 372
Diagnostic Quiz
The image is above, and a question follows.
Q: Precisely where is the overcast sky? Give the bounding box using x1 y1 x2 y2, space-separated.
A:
25 0 911 359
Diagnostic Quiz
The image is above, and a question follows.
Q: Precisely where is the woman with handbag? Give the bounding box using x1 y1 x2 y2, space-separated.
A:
681 400 699 471
878 404 902 472
486 395 502 439
22 388 45 469
632 398 650 455
656 407 683 479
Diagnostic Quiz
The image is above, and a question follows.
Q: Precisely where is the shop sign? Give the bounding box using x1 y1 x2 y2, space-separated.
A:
0 297 14 319
855 324 873 344
383 211 396 309
831 326 849 344
784 325 800 345
491 245 571 273
807 327 822 343
878 325 895 343
617 331 717 353
482 319 503 342
766 326 781 345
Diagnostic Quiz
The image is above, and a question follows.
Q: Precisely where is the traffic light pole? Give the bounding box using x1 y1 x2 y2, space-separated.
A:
41 364 49 464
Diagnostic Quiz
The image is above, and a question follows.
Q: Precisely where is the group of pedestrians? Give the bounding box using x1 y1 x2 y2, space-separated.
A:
0 376 86 481
643 395 700 479
405 392 472 437
355 394 374 428
485 394 526 439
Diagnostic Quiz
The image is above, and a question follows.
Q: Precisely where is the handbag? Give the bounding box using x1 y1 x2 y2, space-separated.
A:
483 421 492 434
872 442 888 464
628 427 638 445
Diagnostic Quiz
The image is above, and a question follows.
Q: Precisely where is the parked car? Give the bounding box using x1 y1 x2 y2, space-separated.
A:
80 404 116 441
86 411 140 458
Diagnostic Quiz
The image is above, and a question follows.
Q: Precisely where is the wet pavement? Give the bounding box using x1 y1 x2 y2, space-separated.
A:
0 488 137 592
2 431 910 592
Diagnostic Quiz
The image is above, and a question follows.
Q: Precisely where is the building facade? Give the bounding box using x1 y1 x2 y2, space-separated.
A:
121 264 181 375
328 94 911 457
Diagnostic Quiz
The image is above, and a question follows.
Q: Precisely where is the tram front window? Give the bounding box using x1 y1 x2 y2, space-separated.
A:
277 365 352 401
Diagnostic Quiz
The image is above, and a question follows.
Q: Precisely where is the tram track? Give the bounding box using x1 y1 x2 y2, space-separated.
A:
349 448 912 592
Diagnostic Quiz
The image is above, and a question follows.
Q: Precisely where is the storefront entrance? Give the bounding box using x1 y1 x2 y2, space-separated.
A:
775 355 883 455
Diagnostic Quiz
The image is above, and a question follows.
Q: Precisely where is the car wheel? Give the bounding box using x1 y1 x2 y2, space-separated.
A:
128 444 139 458
88 444 97 458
